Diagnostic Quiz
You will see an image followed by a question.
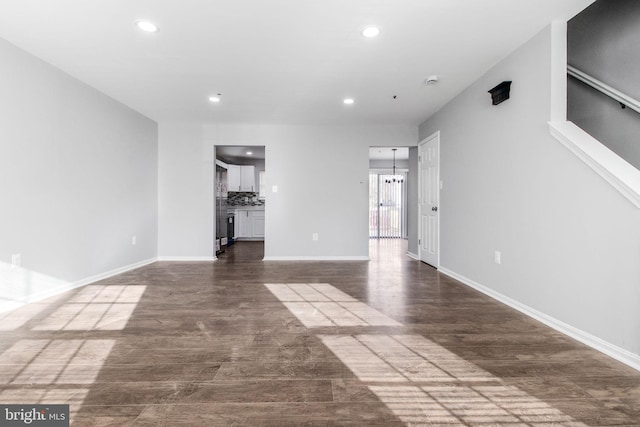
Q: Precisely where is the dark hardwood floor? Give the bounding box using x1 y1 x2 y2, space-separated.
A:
0 239 639 426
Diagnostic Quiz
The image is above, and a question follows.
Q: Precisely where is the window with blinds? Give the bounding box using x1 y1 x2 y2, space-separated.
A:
369 172 407 239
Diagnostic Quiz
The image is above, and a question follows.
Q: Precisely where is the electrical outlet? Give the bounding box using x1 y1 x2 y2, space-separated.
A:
494 251 501 265
132 235 137 245
11 253 21 268
312 233 319 241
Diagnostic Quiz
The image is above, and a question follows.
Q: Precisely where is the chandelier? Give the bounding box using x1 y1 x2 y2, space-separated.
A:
385 148 404 184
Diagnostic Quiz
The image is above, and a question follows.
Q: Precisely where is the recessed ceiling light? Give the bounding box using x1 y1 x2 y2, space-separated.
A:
343 98 355 105
246 151 253 155
136 20 159 33
209 94 222 103
361 26 381 38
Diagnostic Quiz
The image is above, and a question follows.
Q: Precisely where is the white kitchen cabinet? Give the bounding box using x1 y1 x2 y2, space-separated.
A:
234 211 241 237
234 209 264 240
237 210 251 237
252 211 265 238
227 165 255 192
240 165 255 192
227 164 240 191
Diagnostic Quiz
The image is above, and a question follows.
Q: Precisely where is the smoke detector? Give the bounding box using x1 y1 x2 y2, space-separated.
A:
424 75 439 85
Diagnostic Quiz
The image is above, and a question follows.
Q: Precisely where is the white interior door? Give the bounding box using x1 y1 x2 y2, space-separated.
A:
419 132 440 267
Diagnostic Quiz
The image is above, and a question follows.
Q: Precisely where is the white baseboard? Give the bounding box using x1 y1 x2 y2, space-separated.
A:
74 257 158 287
156 256 217 261
0 257 157 314
439 266 640 372
407 251 419 260
262 256 370 261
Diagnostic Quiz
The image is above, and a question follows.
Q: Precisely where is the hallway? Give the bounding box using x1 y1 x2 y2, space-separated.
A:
0 242 639 425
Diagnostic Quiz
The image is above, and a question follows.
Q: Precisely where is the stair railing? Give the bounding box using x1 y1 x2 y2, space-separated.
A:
568 65 640 115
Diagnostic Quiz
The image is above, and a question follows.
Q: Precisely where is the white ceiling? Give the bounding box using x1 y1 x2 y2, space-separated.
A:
217 145 407 161
217 145 266 161
0 0 593 126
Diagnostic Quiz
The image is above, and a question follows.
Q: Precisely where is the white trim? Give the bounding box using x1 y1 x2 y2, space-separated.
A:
439 266 640 372
549 121 640 208
369 168 409 175
0 257 157 314
262 256 370 261
156 256 217 261
406 251 419 260
75 257 157 286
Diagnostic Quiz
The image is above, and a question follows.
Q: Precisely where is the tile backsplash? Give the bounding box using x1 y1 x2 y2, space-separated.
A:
228 192 265 206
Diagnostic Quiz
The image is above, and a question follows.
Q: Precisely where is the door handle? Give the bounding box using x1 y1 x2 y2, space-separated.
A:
432 206 438 212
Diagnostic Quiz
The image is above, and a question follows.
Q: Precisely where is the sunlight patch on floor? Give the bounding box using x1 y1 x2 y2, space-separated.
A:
0 294 67 331
266 283 357 302
32 285 146 331
269 280 585 425
320 334 585 426
369 384 587 426
319 334 494 383
0 262 69 314
266 283 400 327
319 335 407 382
0 338 116 424
0 339 115 385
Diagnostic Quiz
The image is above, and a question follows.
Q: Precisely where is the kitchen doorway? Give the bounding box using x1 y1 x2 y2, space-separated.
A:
369 147 409 240
214 145 266 259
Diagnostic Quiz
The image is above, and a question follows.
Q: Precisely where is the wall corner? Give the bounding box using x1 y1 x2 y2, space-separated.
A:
550 21 568 122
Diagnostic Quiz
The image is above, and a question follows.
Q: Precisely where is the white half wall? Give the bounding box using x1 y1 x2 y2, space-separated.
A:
0 37 158 309
157 123 213 259
419 25 640 360
158 123 417 259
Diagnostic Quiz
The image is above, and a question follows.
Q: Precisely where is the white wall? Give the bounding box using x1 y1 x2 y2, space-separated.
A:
369 159 409 170
157 123 212 259
407 147 419 256
419 25 640 361
0 37 158 308
158 123 417 260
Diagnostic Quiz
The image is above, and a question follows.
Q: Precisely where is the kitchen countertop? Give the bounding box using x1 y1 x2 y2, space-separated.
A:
228 205 265 212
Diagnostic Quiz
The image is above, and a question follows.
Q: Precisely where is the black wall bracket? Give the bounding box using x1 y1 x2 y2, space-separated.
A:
488 81 512 105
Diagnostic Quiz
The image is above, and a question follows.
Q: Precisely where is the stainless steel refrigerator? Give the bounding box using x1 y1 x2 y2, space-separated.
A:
215 164 228 255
